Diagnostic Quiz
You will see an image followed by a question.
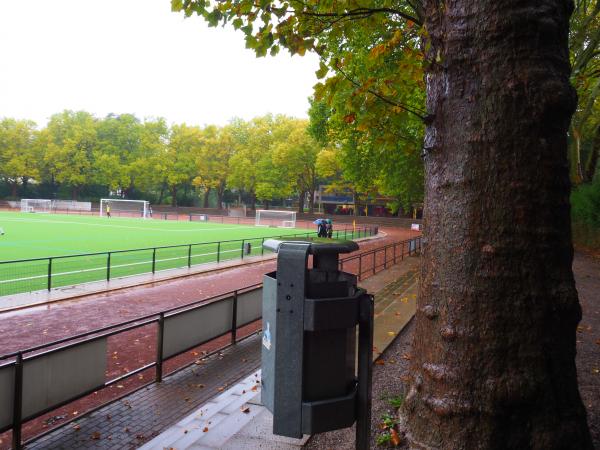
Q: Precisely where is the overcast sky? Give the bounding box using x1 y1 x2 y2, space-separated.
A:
0 0 320 128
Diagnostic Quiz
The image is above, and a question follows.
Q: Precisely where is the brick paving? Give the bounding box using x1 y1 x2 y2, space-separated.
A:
25 334 261 450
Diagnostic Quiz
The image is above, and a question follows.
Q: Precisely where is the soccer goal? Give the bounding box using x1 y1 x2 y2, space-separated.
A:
21 199 52 213
255 210 296 228
100 199 150 218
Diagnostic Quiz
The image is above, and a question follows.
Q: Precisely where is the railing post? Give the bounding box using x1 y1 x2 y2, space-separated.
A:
188 244 192 268
384 246 388 269
12 352 23 450
217 242 221 263
231 290 238 344
358 254 363 281
47 258 52 291
372 251 376 275
240 240 245 259
261 238 265 256
107 252 111 281
152 248 157 273
394 243 397 264
155 313 165 382
401 242 405 260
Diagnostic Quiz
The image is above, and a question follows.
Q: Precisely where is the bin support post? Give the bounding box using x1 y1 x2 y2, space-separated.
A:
156 313 165 382
12 352 23 450
356 294 374 450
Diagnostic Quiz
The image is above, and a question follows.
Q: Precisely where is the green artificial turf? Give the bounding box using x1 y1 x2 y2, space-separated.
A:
0 212 364 296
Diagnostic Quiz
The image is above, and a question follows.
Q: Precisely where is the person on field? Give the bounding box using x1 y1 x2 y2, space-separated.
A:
317 219 327 238
106 204 111 218
326 219 333 238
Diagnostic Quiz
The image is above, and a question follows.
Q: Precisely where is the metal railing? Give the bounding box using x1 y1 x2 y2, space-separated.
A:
0 235 419 450
0 226 377 297
339 236 422 281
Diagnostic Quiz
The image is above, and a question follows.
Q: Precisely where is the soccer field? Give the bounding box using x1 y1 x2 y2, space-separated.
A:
0 212 326 296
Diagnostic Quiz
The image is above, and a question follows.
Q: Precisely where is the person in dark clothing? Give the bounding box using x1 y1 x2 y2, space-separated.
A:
326 219 333 238
317 220 327 237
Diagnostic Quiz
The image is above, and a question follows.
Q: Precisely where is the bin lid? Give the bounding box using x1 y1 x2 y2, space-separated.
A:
263 237 358 255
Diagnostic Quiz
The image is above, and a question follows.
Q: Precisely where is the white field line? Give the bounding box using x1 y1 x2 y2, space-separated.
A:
0 248 246 286
0 217 261 233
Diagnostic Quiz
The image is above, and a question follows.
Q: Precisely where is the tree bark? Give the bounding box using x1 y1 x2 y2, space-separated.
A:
401 1 593 449
71 186 79 200
217 181 226 209
10 182 17 198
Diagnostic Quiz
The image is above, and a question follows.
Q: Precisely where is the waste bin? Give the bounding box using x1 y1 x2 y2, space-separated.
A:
261 238 373 447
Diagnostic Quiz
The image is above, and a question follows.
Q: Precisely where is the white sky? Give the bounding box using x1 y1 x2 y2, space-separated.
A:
0 0 320 128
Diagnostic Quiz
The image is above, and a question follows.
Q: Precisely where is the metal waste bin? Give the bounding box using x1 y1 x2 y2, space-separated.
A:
261 238 373 448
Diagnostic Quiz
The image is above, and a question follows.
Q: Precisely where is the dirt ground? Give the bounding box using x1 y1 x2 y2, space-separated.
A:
306 252 600 449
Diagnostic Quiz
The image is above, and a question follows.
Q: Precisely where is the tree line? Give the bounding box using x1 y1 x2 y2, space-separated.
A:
0 107 423 213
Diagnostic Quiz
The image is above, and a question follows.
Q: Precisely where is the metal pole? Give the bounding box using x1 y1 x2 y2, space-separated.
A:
107 252 111 281
384 246 388 269
261 238 265 256
155 313 165 382
372 251 376 275
152 248 156 273
188 244 192 268
356 294 374 450
47 258 52 291
241 240 245 259
358 254 362 281
231 291 238 344
12 352 23 450
217 242 221 263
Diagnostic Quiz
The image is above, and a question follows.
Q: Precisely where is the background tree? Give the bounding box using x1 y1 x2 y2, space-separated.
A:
0 118 39 197
164 124 201 206
44 110 98 200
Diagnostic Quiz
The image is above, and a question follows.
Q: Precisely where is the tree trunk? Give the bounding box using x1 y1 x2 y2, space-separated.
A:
584 126 599 183
217 181 225 209
202 187 211 208
298 190 306 214
401 1 593 449
10 182 17 198
157 183 166 204
170 186 177 207
250 192 256 211
71 186 79 200
264 200 270 210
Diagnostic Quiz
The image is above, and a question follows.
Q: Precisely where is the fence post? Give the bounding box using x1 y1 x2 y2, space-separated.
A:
217 242 221 263
372 251 376 275
188 244 192 268
384 246 388 269
107 252 111 282
231 290 238 344
358 254 362 281
394 243 397 264
12 352 23 450
152 248 157 273
240 240 245 259
261 238 265 256
47 258 52 291
401 242 405 260
156 313 165 382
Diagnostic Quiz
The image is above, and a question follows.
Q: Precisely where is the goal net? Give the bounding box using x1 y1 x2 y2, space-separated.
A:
255 210 296 228
21 199 52 213
100 199 149 218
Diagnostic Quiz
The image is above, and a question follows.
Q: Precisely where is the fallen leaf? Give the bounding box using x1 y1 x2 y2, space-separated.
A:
91 432 101 440
387 331 395 336
391 428 402 446
73 425 80 431
135 434 145 440
241 406 250 413
203 427 209 432
251 385 258 392
401 353 412 360
375 360 385 365
217 387 224 392
117 385 124 389
72 411 78 415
